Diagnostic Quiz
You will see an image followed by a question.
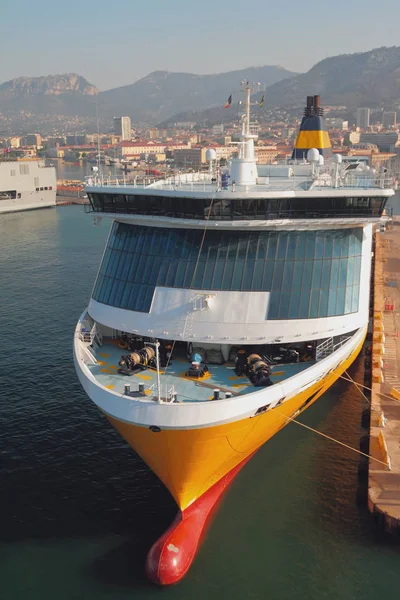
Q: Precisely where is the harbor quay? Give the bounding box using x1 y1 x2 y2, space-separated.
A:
368 217 400 530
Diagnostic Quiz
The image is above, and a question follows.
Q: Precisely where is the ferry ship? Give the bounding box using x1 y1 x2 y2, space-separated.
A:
73 89 394 585
0 160 56 214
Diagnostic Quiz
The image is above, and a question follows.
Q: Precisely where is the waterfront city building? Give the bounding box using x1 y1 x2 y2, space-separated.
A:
114 116 132 141
382 111 397 129
356 108 371 129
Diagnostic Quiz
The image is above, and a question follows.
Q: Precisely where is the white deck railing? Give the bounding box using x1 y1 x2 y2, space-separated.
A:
85 173 395 193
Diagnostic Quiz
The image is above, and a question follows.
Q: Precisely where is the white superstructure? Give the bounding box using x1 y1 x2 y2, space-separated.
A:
0 160 56 214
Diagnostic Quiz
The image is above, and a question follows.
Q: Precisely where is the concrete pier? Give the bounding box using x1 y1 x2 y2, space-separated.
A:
368 218 400 531
56 195 89 206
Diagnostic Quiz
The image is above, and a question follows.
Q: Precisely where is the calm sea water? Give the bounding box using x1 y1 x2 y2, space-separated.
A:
1 202 400 600
54 159 120 182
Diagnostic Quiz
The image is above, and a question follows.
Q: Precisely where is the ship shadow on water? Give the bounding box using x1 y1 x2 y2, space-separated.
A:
87 515 171 589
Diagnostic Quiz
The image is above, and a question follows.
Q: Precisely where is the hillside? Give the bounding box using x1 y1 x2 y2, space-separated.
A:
99 66 297 123
265 46 400 108
0 73 98 117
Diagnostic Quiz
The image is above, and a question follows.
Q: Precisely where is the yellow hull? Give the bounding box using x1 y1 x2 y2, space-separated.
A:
106 338 363 511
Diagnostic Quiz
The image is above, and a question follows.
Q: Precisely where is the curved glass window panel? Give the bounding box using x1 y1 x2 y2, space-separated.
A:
298 289 311 319
333 235 342 258
301 260 314 292
277 234 288 260
345 257 354 287
242 259 255 290
352 285 360 313
309 289 320 318
319 288 329 317
92 224 364 317
288 292 300 319
340 234 350 257
268 292 280 319
287 233 298 259
336 287 346 315
325 233 334 258
261 260 274 290
282 260 294 291
271 262 284 292
247 234 259 259
296 234 306 260
315 234 325 258
305 233 316 260
292 261 304 292
353 256 361 284
311 260 322 290
327 287 338 317
257 235 269 259
267 236 277 261
330 259 339 290
321 260 332 290
279 292 291 319
345 286 353 314
339 258 349 287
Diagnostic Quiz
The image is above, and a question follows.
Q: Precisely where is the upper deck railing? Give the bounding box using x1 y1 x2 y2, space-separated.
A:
84 171 395 193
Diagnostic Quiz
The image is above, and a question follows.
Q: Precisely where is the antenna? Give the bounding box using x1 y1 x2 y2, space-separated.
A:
96 102 101 174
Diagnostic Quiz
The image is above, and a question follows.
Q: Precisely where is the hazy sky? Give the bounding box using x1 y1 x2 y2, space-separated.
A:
1 0 399 90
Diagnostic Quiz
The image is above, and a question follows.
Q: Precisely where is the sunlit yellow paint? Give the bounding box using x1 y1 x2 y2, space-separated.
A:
294 130 331 149
105 338 363 511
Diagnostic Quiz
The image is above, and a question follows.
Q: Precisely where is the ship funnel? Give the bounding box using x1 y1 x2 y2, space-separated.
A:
292 95 332 160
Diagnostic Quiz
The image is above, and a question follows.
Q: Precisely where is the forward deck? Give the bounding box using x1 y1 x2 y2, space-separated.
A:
87 339 312 403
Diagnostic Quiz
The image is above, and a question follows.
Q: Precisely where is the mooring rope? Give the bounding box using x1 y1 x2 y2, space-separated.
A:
273 408 392 470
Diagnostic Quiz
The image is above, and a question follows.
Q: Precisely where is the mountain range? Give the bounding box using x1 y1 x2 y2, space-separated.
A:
0 66 295 128
265 46 400 109
1 46 400 130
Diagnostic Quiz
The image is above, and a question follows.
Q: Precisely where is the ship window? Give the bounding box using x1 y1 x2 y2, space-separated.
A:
17 193 21 199
19 164 29 175
87 192 387 220
10 169 16 176
92 225 363 317
0 190 17 200
34 177 39 187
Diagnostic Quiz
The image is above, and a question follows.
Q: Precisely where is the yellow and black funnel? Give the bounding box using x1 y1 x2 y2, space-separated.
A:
292 95 332 160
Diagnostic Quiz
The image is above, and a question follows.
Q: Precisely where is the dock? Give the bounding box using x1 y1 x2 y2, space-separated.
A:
56 182 89 206
56 195 89 206
368 217 400 531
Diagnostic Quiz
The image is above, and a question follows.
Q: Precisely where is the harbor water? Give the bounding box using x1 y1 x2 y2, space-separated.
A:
1 199 400 600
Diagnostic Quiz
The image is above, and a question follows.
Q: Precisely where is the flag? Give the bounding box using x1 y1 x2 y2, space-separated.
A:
259 95 265 107
224 94 232 108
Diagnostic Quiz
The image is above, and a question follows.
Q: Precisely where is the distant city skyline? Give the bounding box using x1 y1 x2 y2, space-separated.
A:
1 0 399 90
